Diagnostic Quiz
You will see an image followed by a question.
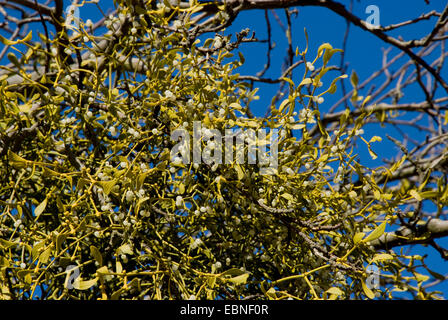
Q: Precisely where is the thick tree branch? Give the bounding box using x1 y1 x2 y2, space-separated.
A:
371 219 448 251
8 0 53 15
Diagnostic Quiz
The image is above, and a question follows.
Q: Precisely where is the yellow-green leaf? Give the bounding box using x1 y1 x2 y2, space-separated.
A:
318 43 333 57
298 78 312 87
350 70 359 88
420 190 438 199
229 102 242 111
96 266 109 275
56 233 67 252
415 273 430 283
280 77 295 87
266 287 277 299
43 167 61 177
0 31 32 46
73 277 98 290
226 273 249 285
116 261 123 274
0 34 15 46
111 288 125 300
117 244 133 255
97 180 116 196
362 280 375 299
389 155 406 173
326 287 343 297
90 246 103 265
207 275 217 288
364 222 387 243
18 270 33 284
0 239 16 250
353 232 366 244
369 136 382 143
8 150 29 169
370 253 394 264
34 198 48 218
39 246 52 264
220 268 246 277
410 189 423 201
290 123 306 130
31 241 45 261
368 147 378 160
235 164 245 180
278 99 289 113
281 193 294 201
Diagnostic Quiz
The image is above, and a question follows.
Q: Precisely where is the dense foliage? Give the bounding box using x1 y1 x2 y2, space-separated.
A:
0 0 447 300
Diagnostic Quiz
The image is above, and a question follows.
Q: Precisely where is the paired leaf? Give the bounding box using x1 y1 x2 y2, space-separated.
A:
96 180 117 196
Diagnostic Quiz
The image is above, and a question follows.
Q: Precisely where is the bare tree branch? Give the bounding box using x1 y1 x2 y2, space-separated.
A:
371 219 448 251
